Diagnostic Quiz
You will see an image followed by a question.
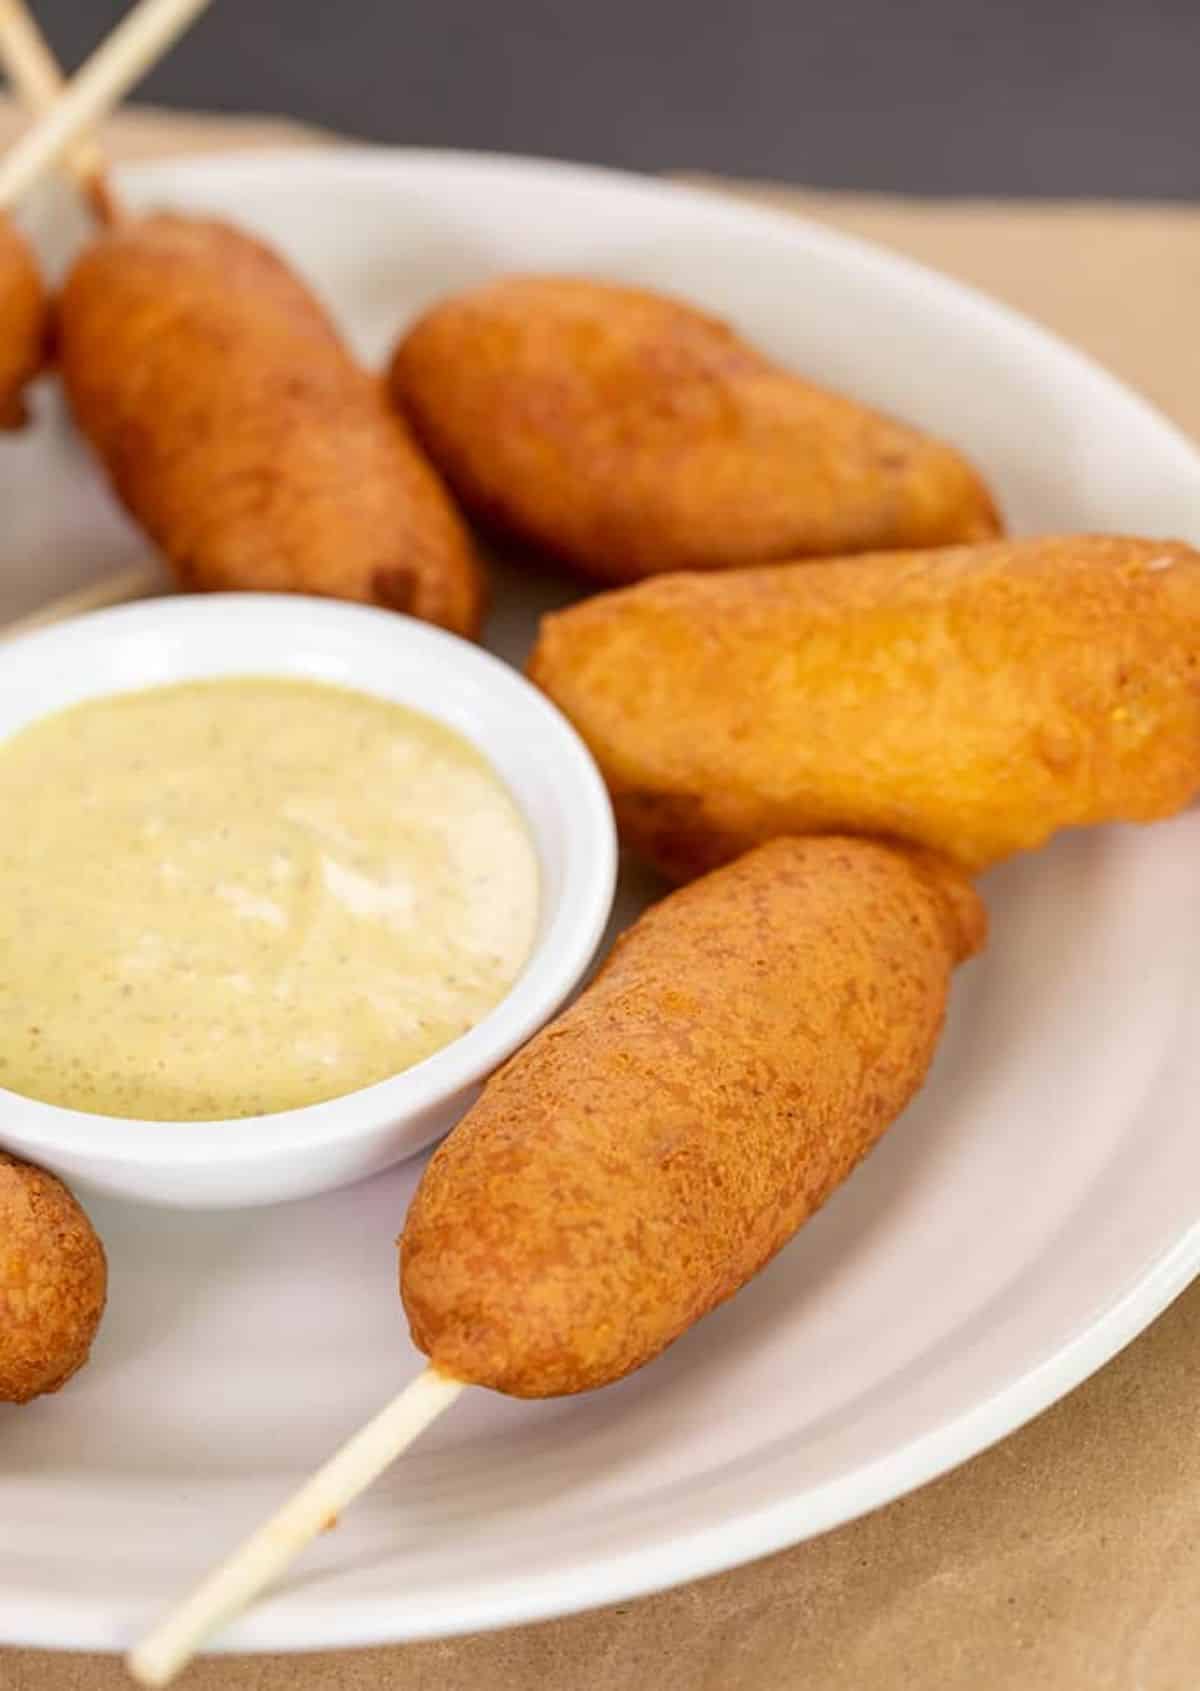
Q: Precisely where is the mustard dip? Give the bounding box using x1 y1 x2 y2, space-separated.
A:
0 678 540 1120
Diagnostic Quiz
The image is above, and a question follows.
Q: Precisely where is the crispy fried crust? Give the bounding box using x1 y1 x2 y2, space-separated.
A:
401 837 982 1397
388 275 1002 583
0 216 48 431
0 1152 107 1405
529 535 1200 878
58 215 485 637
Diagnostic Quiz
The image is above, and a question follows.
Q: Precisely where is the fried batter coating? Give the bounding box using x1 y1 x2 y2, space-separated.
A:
402 836 983 1397
58 215 485 637
388 275 1002 584
529 535 1200 879
0 215 48 430
1 1152 107 1405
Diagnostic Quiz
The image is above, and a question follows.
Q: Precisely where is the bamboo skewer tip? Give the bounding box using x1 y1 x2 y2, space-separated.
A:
0 562 168 640
0 0 116 214
126 1367 466 1688
0 0 214 212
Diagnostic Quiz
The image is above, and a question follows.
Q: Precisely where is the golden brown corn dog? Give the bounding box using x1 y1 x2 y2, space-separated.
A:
388 275 1002 584
57 214 485 637
529 534 1200 880
0 214 49 430
1 1151 107 1404
402 836 983 1397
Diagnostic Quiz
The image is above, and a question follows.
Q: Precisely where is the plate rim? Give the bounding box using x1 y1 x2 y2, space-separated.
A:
5 1202 1200 1655
5 141 1200 1655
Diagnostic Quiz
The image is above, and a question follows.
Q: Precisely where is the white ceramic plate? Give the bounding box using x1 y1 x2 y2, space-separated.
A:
2 149 1200 1655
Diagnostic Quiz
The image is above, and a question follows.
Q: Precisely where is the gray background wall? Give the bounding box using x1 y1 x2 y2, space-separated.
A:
25 0 1200 197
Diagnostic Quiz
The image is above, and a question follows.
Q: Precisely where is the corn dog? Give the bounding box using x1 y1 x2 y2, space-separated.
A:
0 213 48 429
402 836 984 1397
1 1151 107 1404
529 534 1200 880
388 275 1002 584
126 836 981 1679
57 214 485 637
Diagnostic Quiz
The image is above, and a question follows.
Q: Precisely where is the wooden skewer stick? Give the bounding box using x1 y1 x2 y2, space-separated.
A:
0 0 213 212
127 1367 466 1688
0 561 167 639
0 0 118 221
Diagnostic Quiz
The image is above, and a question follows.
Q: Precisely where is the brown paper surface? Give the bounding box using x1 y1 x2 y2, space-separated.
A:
2 98 1200 1691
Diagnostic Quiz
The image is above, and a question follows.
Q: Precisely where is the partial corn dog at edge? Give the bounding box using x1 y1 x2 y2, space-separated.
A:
388 275 1002 584
0 215 49 430
402 836 984 1398
58 215 485 637
1 1151 108 1406
529 535 1200 880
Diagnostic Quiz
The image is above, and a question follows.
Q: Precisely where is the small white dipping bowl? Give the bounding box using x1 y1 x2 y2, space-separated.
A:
0 593 616 1209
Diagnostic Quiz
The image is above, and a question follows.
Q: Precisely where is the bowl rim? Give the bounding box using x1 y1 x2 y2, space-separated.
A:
0 591 618 1166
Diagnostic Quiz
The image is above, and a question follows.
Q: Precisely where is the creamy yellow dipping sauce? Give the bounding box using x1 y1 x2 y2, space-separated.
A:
0 678 540 1120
